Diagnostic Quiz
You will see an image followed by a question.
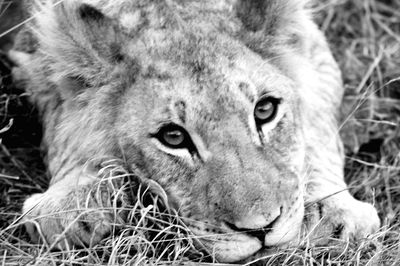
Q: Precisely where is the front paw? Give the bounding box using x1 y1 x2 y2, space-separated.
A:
302 196 380 245
22 180 126 248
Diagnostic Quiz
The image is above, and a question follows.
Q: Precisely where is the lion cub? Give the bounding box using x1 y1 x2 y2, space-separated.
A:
11 0 379 263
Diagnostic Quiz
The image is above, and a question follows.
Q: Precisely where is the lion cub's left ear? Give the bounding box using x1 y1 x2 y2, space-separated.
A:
33 2 128 95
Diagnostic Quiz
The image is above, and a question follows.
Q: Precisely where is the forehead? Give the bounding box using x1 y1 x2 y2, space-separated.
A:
121 9 295 127
133 29 294 97
114 0 295 101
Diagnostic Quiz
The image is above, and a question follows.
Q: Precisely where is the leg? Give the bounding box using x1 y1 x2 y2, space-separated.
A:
23 167 127 248
299 25 380 244
302 121 380 244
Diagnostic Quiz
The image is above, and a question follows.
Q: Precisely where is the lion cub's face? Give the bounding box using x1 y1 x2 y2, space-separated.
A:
32 1 307 262
116 29 306 262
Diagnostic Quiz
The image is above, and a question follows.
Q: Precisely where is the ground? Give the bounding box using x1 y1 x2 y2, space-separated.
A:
0 0 399 265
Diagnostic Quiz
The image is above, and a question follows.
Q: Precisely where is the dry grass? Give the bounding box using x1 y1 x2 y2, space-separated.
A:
1 0 400 265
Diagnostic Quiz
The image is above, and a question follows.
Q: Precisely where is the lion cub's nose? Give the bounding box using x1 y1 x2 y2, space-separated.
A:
227 208 281 243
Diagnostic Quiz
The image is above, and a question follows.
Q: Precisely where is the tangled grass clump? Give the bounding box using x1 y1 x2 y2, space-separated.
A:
1 0 400 265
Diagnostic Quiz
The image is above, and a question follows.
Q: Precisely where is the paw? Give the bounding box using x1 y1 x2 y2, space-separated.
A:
302 196 380 245
22 179 127 248
23 193 45 243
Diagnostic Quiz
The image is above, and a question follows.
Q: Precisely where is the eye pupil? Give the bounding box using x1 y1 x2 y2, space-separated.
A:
163 130 184 146
255 102 274 119
254 97 279 123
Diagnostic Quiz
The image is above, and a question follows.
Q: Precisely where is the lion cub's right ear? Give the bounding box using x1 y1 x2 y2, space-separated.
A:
33 1 129 96
234 0 310 56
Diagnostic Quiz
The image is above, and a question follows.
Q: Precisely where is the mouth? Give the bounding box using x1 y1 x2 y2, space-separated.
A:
185 210 303 263
237 246 284 264
223 214 281 243
186 222 263 263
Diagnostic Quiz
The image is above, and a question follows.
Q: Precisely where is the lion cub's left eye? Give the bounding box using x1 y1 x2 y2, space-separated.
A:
254 97 280 124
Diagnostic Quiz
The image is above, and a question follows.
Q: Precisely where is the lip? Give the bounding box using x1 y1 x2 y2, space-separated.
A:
212 238 263 263
237 246 282 264
223 213 281 242
187 225 263 263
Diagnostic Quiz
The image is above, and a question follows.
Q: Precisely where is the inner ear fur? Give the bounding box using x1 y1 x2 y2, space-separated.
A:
32 1 125 91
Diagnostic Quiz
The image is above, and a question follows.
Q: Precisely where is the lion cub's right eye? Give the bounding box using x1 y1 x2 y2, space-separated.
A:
154 124 195 150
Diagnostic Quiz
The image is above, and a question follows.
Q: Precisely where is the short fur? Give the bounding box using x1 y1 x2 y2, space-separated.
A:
11 0 379 263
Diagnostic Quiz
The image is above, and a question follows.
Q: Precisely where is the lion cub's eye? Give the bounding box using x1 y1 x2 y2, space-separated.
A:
163 129 184 146
155 124 194 150
254 97 280 124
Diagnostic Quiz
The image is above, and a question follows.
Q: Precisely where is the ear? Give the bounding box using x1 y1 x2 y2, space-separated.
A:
32 2 126 90
235 0 310 54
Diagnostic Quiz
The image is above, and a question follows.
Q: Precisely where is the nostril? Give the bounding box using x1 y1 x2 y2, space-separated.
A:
226 212 281 243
